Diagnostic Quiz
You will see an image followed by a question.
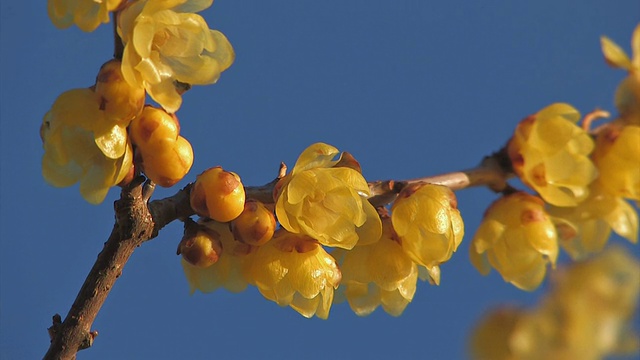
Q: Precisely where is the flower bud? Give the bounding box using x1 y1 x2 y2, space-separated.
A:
139 136 194 187
128 106 180 152
591 122 640 200
94 59 145 126
129 106 192 187
190 166 246 222
231 200 276 246
177 220 223 268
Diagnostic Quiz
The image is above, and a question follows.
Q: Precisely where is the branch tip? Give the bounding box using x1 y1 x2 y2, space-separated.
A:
278 162 287 178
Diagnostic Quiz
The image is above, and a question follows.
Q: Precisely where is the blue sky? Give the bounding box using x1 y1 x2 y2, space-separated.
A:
1 1 639 359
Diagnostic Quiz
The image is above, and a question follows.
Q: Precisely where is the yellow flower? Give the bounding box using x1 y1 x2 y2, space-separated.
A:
275 143 382 250
333 218 418 317
470 248 640 360
591 121 640 200
468 307 523 360
549 182 638 260
504 302 608 360
548 247 640 357
513 248 640 359
41 88 132 204
507 103 598 207
601 24 640 124
470 192 558 291
48 0 121 32
391 182 464 268
181 219 252 294
243 231 341 319
117 0 234 113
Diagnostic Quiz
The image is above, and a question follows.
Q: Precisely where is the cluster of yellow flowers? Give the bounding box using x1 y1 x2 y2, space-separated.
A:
42 0 234 203
181 143 465 318
43 0 468 319
470 25 640 290
469 247 640 360
43 0 639 323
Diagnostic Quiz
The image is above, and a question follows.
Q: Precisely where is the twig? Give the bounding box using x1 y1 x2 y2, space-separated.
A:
368 153 512 207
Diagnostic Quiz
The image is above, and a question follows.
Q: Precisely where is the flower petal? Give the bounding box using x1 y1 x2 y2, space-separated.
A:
601 36 633 70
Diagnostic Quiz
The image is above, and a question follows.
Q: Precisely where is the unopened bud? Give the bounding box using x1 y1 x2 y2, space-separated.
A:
231 200 276 246
190 166 246 222
94 59 145 126
177 219 223 268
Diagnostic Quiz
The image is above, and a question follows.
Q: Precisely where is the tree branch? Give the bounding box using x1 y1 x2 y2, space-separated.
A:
369 152 512 207
44 151 512 359
44 179 194 360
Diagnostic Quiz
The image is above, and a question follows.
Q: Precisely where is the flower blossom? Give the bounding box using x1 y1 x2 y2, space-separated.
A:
41 88 132 204
275 143 382 250
48 0 121 32
507 103 598 207
549 182 638 260
545 247 640 358
243 231 341 319
470 192 558 291
391 182 464 268
601 24 640 124
333 217 418 317
469 307 524 360
470 248 640 360
117 0 235 113
591 121 640 200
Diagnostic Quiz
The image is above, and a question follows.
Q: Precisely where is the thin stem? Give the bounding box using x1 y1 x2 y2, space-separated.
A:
368 154 512 207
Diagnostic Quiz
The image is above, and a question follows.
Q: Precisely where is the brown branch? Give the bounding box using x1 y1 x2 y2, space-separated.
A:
44 179 194 360
44 153 512 359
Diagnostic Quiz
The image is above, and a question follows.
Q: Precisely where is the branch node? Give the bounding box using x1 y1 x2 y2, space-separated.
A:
79 331 98 350
47 314 63 341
